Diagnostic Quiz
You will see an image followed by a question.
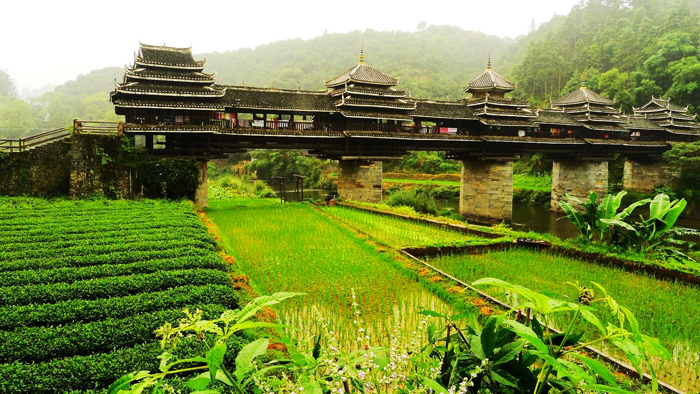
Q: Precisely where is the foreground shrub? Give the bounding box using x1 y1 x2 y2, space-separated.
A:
111 281 668 394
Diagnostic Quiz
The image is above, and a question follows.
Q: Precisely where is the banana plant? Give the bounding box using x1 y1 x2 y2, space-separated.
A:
559 191 650 243
601 193 696 254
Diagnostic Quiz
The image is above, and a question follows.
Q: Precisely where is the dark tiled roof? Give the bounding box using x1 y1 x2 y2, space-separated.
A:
584 139 667 147
552 88 613 106
223 87 335 112
581 123 628 133
647 112 696 121
341 111 413 121
116 82 226 97
113 98 224 111
125 67 215 83
584 115 625 123
559 104 620 115
659 120 700 129
623 116 665 131
473 107 536 118
479 118 535 127
482 136 584 144
325 64 398 87
635 97 688 113
328 85 406 97
335 97 416 110
136 43 204 69
535 110 581 126
464 69 515 93
465 95 528 107
410 100 477 120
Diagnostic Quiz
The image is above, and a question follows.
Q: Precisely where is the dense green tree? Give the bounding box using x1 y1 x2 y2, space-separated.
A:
0 99 36 138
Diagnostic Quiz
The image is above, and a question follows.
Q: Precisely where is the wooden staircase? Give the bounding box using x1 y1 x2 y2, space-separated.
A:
0 120 122 153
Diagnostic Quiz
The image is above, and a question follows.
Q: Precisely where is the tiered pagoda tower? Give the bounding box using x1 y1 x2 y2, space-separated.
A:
111 43 225 125
633 97 700 139
463 55 535 135
325 50 416 129
550 80 626 139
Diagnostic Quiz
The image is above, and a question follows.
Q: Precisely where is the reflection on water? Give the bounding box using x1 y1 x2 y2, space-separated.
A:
435 199 579 239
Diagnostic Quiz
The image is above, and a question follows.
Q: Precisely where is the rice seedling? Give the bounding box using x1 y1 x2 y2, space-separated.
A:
206 200 454 351
322 205 486 249
426 249 700 391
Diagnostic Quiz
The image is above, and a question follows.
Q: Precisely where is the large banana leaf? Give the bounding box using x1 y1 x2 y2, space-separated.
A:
598 191 627 221
599 219 637 233
661 198 686 232
615 198 651 221
559 199 588 233
648 193 670 219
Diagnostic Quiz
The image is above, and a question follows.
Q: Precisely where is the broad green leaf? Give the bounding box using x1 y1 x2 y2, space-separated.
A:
492 341 525 366
470 334 486 360
107 373 135 394
579 309 606 335
235 337 270 382
641 335 672 360
481 315 498 358
191 390 221 394
490 370 518 388
599 218 636 232
559 200 587 231
571 354 617 387
312 333 322 360
616 198 651 221
418 310 448 319
662 199 686 230
187 372 212 390
503 320 548 353
580 384 634 394
619 305 641 342
206 342 227 385
422 377 448 394
649 193 670 219
611 339 643 376
302 378 324 394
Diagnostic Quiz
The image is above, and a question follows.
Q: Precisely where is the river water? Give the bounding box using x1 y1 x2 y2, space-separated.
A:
273 187 700 240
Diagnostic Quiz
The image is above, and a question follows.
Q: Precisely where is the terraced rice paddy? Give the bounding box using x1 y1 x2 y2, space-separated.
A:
427 249 700 391
322 205 488 248
207 200 453 351
0 199 239 394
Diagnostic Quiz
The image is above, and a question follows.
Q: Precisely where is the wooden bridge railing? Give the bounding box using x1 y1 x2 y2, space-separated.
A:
73 120 123 136
0 127 70 153
0 120 124 154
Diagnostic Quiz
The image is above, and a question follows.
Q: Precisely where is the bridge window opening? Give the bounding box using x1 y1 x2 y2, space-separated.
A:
153 135 166 149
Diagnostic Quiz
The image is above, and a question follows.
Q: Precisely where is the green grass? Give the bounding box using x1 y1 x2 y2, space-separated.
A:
322 205 492 248
426 249 700 391
0 198 238 394
384 173 551 192
206 200 454 351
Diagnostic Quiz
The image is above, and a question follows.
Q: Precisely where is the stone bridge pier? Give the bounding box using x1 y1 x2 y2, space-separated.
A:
459 159 514 223
194 160 208 207
337 159 383 203
623 158 678 193
551 160 608 212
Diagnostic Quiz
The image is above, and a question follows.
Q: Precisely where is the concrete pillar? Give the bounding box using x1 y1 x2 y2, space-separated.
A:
623 159 678 193
459 159 513 223
337 160 382 203
194 160 208 207
551 160 608 212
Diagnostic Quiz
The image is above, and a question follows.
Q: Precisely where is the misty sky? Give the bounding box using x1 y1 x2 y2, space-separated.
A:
2 0 581 93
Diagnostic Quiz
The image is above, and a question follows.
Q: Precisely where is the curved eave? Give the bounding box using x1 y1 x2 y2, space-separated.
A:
125 74 215 84
225 105 332 113
475 111 536 118
341 114 412 121
115 103 224 111
464 86 514 94
326 78 396 88
335 102 416 110
115 89 226 98
346 90 406 98
134 60 205 71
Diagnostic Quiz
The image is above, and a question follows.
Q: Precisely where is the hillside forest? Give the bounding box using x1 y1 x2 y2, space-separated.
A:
2 0 700 140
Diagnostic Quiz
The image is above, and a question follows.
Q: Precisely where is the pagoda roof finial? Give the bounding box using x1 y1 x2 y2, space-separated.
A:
487 51 491 70
359 43 365 65
581 71 587 90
